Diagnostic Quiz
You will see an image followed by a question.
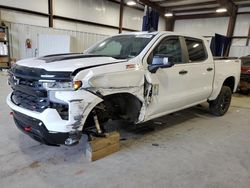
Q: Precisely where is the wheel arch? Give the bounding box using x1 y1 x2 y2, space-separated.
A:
209 76 236 101
81 91 144 131
222 76 235 92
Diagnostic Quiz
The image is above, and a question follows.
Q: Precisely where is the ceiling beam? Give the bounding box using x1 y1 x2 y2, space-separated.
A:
173 7 220 14
139 0 166 15
238 3 250 8
175 12 228 19
160 1 218 9
237 11 250 14
106 0 144 11
156 0 189 3
216 0 237 15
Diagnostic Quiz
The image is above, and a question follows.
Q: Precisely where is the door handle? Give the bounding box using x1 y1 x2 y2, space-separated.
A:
179 70 188 75
207 67 213 71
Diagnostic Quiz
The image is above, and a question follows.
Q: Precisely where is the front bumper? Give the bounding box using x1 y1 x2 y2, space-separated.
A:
7 90 102 132
13 110 69 146
7 89 103 145
7 93 74 133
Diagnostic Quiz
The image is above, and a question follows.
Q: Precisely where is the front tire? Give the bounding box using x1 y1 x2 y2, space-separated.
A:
209 86 232 116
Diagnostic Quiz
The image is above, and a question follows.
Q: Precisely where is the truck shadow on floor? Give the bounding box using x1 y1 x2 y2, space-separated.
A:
17 103 214 163
119 103 213 138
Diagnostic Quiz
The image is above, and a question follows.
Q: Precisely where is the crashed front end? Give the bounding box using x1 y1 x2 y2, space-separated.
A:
7 64 102 146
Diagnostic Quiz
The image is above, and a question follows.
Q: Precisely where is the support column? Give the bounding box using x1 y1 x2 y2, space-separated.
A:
246 25 250 46
48 0 53 27
225 8 237 56
119 0 124 33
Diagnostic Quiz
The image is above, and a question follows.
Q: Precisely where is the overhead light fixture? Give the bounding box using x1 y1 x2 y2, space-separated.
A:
216 8 227 13
164 12 173 17
127 0 136 6
193 43 199 48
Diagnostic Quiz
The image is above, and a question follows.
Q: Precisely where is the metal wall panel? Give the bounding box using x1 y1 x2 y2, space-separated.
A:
233 15 250 36
9 23 108 60
54 0 120 27
158 17 166 31
53 19 118 35
38 34 72 56
174 17 229 36
123 6 144 31
229 46 250 57
230 14 250 57
229 38 250 57
0 0 48 13
0 10 48 27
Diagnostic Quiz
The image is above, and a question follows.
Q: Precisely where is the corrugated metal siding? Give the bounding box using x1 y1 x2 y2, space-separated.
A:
9 22 108 60
230 46 250 57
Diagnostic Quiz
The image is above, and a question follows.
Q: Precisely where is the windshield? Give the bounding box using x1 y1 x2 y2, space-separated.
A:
86 34 155 59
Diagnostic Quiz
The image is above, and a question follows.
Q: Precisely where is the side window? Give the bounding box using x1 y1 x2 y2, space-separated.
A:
185 38 207 62
153 37 183 64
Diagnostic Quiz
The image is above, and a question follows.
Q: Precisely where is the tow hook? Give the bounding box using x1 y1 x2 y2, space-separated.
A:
64 131 82 146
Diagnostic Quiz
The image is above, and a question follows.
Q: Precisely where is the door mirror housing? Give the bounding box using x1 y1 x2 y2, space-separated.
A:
148 54 174 73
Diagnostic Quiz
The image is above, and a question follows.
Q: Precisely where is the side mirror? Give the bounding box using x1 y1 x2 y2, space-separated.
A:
148 54 174 73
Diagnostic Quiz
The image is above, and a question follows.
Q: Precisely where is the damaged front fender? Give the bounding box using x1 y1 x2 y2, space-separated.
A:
51 90 103 131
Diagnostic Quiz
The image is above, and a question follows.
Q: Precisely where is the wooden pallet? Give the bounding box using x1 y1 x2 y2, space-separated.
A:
0 62 10 69
0 56 10 69
85 132 120 161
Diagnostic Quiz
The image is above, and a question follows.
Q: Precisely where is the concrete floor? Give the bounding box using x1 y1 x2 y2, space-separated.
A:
0 72 250 188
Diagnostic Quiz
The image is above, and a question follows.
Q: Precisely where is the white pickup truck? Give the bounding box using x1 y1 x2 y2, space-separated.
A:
7 32 240 146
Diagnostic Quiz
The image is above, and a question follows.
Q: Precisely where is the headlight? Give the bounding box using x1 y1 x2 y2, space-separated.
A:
42 81 73 90
73 80 82 90
42 80 82 91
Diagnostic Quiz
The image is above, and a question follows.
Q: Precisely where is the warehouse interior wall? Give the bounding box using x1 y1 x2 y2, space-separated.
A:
174 17 230 36
230 13 250 57
8 22 108 59
1 0 249 59
174 7 250 57
0 0 167 59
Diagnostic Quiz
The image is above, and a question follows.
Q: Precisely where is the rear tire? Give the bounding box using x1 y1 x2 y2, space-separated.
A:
209 86 232 116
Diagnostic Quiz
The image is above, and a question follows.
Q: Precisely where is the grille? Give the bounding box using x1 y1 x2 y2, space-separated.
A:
9 73 49 112
9 65 71 114
12 90 49 112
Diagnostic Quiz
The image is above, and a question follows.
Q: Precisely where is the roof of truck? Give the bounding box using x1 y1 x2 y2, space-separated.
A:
116 31 207 41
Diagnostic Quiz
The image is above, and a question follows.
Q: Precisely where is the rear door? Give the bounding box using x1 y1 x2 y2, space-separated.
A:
182 37 214 103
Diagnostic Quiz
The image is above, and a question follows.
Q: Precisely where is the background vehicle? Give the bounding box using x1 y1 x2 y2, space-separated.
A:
6 32 241 146
239 55 250 94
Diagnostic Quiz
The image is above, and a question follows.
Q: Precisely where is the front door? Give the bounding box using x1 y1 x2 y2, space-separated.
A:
144 36 192 120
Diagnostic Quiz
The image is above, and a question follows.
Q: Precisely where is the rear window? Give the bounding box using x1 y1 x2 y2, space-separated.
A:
185 38 207 62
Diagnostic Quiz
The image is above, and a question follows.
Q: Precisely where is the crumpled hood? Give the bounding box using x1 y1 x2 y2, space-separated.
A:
16 54 127 72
